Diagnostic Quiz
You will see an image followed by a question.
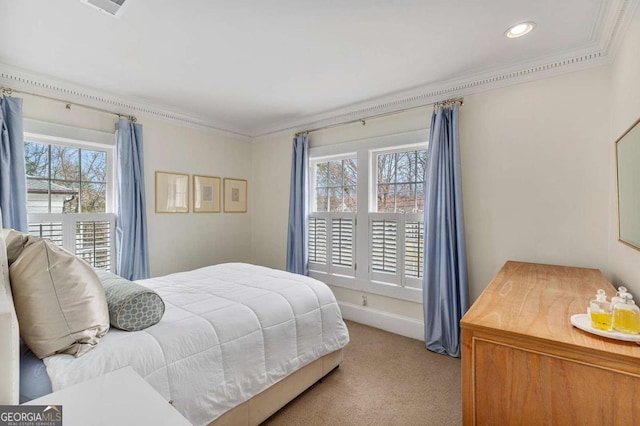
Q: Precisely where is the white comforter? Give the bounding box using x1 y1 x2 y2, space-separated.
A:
44 263 350 426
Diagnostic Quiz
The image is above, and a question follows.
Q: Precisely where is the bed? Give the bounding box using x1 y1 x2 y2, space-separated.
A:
0 211 349 425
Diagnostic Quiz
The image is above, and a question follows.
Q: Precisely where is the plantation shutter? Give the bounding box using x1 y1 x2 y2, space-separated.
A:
331 217 354 267
75 220 112 270
369 213 423 287
308 215 328 266
371 218 397 274
28 213 116 272
28 222 64 247
369 213 400 284
404 218 424 280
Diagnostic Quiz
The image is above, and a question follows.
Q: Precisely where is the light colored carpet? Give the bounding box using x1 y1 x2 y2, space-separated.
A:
262 320 462 426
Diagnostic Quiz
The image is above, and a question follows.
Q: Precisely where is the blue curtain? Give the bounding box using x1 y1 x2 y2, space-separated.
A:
0 97 28 232
423 103 469 357
116 118 149 280
286 134 309 275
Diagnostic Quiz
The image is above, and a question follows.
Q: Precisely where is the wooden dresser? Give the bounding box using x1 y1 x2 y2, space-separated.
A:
461 261 640 425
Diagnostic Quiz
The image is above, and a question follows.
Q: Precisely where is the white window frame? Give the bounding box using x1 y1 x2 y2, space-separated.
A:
308 130 428 303
24 119 117 272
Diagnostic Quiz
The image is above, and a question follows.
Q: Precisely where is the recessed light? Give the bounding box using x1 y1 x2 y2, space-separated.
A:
505 22 535 38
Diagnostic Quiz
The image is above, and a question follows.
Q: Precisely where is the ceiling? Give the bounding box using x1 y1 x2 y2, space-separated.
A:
0 0 637 138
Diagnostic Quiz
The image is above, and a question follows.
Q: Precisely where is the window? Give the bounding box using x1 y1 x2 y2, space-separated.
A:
24 120 116 271
308 130 428 302
370 148 426 289
375 150 427 214
308 156 357 277
312 158 357 212
25 142 108 214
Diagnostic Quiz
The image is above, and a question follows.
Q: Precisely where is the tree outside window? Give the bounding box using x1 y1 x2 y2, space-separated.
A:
313 158 357 212
25 141 107 214
376 150 427 213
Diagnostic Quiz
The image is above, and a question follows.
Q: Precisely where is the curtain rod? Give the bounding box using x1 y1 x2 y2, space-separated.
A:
0 86 137 122
295 97 463 137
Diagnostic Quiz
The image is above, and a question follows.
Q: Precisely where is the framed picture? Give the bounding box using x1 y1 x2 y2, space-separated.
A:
155 171 189 213
193 175 221 213
223 178 247 213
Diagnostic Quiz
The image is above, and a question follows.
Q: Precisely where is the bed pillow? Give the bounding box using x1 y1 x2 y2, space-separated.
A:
95 270 165 331
3 229 31 266
9 238 110 359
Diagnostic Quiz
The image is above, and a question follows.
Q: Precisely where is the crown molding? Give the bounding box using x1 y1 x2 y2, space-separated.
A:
597 0 640 59
251 46 608 140
0 63 252 142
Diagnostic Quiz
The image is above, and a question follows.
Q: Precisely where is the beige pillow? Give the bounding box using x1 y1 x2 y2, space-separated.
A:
3 229 30 266
9 238 110 359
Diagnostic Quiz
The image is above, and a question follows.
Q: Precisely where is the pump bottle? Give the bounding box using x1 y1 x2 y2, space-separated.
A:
590 289 612 331
611 286 629 311
612 293 640 335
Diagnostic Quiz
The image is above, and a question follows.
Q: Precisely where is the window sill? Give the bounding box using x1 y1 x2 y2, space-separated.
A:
309 270 423 303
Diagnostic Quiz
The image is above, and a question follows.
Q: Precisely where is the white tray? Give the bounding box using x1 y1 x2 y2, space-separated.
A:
571 314 640 343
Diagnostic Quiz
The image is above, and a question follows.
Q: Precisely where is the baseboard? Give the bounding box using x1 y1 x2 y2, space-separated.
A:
338 302 425 342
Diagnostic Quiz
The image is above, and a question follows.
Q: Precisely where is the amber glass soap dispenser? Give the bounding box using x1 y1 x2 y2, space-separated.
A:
612 293 640 335
590 289 612 331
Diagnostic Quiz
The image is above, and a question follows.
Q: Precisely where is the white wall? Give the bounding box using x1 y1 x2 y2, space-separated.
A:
21 94 253 278
609 5 640 294
461 67 611 301
252 66 611 330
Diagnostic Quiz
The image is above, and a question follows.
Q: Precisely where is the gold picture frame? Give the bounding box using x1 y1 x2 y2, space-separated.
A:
193 175 221 213
223 178 247 213
155 171 189 213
